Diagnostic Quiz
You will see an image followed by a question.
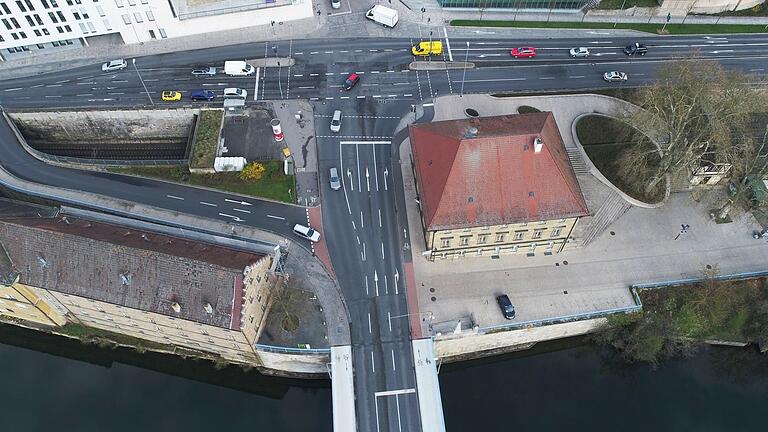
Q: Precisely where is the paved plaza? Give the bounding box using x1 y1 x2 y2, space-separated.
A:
399 94 768 337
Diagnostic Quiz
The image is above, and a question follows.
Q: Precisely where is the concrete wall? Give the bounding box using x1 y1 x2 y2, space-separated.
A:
8 109 197 144
434 319 605 362
255 349 329 376
659 0 764 13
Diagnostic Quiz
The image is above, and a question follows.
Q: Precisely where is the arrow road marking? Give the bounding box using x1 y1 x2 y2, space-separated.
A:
225 198 252 206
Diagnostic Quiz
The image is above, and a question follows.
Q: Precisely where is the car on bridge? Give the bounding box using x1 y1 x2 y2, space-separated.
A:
293 224 321 242
343 73 360 91
603 71 628 82
624 42 647 56
161 91 182 101
569 47 590 58
190 90 215 101
496 294 516 320
101 59 127 72
510 47 537 58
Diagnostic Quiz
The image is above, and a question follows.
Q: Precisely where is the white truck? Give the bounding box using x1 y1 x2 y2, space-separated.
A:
365 5 398 28
224 60 255 76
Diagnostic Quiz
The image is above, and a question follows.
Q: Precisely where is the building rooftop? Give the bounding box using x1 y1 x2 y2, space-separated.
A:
409 113 589 231
0 199 264 329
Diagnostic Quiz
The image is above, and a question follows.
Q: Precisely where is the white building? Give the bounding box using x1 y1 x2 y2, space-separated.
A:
0 0 312 60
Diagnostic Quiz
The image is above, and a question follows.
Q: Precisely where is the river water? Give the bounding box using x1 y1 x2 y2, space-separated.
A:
2 325 767 431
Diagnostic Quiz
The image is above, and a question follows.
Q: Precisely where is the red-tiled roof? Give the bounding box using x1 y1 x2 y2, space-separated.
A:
409 113 589 231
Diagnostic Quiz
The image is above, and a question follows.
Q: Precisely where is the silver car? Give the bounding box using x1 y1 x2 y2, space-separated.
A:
223 87 248 98
603 71 628 82
102 59 127 72
191 67 217 76
329 167 341 190
293 224 321 242
569 47 590 58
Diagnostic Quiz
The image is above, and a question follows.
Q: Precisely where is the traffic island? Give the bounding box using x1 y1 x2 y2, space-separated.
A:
409 61 474 71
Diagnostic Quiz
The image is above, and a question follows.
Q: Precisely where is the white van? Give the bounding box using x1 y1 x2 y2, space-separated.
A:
365 5 398 28
223 88 248 99
224 61 255 76
330 110 342 133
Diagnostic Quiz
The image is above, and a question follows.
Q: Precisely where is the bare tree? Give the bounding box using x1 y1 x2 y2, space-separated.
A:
619 54 759 195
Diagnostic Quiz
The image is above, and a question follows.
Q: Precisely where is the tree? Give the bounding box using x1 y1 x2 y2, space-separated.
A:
240 161 266 181
618 54 759 195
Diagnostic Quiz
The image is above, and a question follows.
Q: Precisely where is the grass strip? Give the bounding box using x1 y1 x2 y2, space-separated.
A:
450 19 768 34
109 161 294 203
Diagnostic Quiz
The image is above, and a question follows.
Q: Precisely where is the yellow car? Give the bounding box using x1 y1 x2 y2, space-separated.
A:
161 91 182 101
411 41 443 56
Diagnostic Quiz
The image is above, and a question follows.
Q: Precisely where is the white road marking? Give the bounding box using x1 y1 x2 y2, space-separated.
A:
384 274 388 294
388 311 392 332
225 198 251 206
266 214 285 220
46 84 62 87
254 66 260 101
569 75 585 78
166 195 184 200
294 52 303 55
360 211 364 228
365 275 369 295
298 86 315 89
76 93 93 96
403 93 413 97
391 350 396 371
378 209 382 227
357 95 366 99
368 313 373 333
362 242 367 261
310 51 319 54
200 202 217 207
341 96 349 99
444 26 454 62
381 242 385 260
310 73 319 76
294 74 303 77
371 351 376 373
233 208 251 214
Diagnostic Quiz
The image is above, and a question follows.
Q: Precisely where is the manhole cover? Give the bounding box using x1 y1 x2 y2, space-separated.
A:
430 288 435 293
431 297 436 302
465 108 479 118
563 260 569 265
610 231 616 236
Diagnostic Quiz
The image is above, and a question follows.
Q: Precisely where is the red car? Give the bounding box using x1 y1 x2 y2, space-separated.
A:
343 73 360 91
510 47 537 58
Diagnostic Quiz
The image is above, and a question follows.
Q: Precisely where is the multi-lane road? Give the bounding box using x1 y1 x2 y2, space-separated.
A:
1 33 767 432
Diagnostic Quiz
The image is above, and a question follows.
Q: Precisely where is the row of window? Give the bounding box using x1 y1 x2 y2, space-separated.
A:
115 0 149 7
121 9 153 23
439 227 566 248
440 219 568 235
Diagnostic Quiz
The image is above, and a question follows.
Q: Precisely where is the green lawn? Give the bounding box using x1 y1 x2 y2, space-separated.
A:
189 110 223 170
576 115 664 203
450 19 768 35
109 160 294 203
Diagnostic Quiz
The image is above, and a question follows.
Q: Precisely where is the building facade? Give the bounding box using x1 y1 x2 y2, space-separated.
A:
0 199 278 365
409 113 589 260
0 0 311 59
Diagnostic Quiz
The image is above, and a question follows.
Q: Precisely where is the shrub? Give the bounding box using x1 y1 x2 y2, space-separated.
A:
189 110 223 169
240 162 267 181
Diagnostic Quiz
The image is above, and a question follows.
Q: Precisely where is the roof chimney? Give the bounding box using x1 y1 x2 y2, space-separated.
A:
171 302 181 313
534 136 544 153
465 126 478 138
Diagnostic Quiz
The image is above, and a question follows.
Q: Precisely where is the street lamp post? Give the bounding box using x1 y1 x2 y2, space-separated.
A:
132 58 154 106
460 41 469 97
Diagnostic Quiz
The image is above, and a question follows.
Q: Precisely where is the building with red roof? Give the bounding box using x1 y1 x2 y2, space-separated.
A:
408 112 589 259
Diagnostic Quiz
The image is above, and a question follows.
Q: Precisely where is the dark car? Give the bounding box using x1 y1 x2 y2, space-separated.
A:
190 90 215 101
624 42 647 56
496 294 515 320
343 73 360 91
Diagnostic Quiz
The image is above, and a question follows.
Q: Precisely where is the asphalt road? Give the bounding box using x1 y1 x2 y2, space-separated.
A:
2 33 768 432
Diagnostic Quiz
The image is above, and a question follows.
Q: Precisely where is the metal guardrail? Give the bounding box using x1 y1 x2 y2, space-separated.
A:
479 270 768 334
479 303 641 334
37 154 187 166
255 343 330 355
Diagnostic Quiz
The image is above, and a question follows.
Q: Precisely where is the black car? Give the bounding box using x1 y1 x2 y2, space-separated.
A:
624 42 647 56
496 294 516 320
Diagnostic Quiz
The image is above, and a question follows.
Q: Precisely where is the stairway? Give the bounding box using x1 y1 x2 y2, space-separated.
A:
566 147 590 174
575 193 633 248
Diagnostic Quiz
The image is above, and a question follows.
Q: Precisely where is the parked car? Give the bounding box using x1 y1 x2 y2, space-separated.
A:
293 224 321 242
624 42 647 56
161 91 182 101
569 47 590 58
330 110 342 133
101 59 127 72
411 41 443 56
603 71 628 82
496 295 516 320
510 47 537 58
191 67 217 76
329 167 341 190
190 90 215 101
223 87 247 99
343 73 360 91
